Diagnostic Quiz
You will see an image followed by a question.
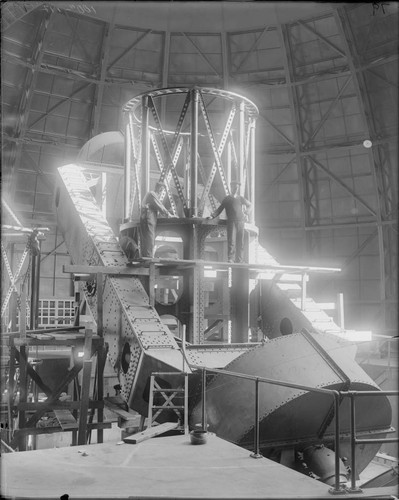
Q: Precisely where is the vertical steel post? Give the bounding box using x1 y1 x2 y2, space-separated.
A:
250 120 256 223
124 120 132 221
190 88 199 217
338 292 345 330
349 393 362 492
96 273 104 443
239 101 245 184
18 344 27 451
184 373 189 435
148 374 155 428
227 140 232 186
141 96 150 196
8 335 16 437
20 284 27 340
201 368 207 431
329 392 345 494
30 237 41 330
77 359 92 446
250 378 262 458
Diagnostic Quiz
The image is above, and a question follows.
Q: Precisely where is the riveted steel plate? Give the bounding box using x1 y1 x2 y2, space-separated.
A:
57 164 183 401
190 332 392 458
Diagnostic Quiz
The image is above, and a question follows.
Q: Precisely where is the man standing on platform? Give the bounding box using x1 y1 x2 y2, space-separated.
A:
140 181 173 258
208 181 252 263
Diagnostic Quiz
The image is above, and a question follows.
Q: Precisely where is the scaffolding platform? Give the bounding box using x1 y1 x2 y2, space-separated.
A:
64 258 341 275
1 433 396 499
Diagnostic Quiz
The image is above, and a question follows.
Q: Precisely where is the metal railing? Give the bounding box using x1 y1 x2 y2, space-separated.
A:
191 364 399 495
357 336 398 372
341 389 399 493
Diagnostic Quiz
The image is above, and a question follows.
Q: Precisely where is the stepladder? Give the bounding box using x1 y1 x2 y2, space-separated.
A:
147 372 189 435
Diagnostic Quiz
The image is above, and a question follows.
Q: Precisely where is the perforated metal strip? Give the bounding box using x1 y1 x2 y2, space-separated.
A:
128 113 141 209
197 153 218 213
1 242 30 317
198 97 236 215
148 96 187 211
150 133 178 215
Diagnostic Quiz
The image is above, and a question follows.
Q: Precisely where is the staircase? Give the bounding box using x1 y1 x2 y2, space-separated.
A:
253 240 344 336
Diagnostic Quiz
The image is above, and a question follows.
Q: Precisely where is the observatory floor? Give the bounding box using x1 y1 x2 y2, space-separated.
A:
1 433 396 499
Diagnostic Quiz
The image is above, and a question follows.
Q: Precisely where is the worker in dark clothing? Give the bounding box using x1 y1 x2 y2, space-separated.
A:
208 181 252 263
119 231 140 261
140 182 173 258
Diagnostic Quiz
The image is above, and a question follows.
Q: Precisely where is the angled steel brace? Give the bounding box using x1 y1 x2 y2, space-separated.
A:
297 19 346 58
150 133 180 215
307 155 377 217
128 113 142 210
2 198 23 227
241 119 254 196
304 75 353 147
63 10 95 65
198 95 234 215
265 156 297 193
301 329 350 439
107 29 152 70
29 82 93 129
148 96 188 211
259 112 295 148
181 32 220 76
1 243 30 317
234 25 272 73
365 67 399 89
197 153 218 213
341 229 378 271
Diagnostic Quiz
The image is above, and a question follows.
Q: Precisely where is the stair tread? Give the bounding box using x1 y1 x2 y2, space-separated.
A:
152 405 184 410
152 389 184 393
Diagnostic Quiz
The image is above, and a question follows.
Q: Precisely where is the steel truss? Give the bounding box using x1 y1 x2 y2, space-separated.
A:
123 87 258 221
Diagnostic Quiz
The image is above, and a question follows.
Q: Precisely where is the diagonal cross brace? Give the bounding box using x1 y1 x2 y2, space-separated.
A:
127 113 141 211
198 97 236 215
197 153 218 213
156 91 191 207
148 96 188 211
150 133 180 215
1 243 30 318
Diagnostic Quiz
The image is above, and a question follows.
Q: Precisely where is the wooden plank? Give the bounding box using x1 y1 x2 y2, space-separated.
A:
123 422 179 444
77 359 92 445
13 422 112 436
54 410 77 430
64 264 149 276
104 398 140 428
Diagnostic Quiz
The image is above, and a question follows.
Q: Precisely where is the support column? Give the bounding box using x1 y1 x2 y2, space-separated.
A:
231 268 249 343
249 119 256 223
141 96 150 196
239 101 245 184
124 121 132 221
189 88 199 218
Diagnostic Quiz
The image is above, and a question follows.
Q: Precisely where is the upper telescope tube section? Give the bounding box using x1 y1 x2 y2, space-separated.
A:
122 87 259 221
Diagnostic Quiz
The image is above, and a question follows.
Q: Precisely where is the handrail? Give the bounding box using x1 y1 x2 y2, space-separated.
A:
189 364 344 495
190 364 399 495
357 336 398 369
340 389 399 493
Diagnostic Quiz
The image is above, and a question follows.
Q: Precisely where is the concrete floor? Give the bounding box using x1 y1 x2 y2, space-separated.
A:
1 433 397 499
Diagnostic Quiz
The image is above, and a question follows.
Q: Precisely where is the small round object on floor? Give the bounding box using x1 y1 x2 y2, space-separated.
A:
190 430 208 445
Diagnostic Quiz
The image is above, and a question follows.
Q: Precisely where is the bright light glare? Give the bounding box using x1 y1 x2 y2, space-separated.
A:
77 351 85 358
343 330 372 342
